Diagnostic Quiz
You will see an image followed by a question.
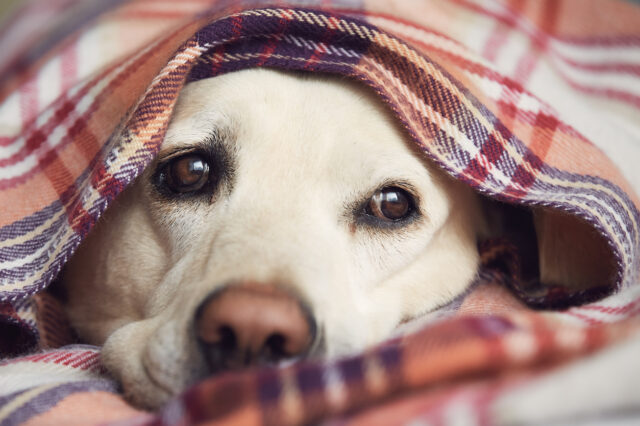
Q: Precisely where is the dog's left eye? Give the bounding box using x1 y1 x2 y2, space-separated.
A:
366 187 415 222
163 154 210 193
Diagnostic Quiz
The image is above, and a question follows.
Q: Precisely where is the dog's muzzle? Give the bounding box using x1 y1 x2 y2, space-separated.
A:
195 282 316 372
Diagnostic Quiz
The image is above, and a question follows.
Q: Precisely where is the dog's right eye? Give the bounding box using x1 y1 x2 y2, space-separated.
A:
162 153 210 193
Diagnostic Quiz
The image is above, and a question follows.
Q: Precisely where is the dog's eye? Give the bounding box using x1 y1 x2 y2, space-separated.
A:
366 187 414 221
164 154 210 193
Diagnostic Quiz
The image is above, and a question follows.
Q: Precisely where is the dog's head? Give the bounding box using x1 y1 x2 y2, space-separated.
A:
61 68 485 408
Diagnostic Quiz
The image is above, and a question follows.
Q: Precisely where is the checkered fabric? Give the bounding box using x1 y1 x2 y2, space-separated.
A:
1 0 640 424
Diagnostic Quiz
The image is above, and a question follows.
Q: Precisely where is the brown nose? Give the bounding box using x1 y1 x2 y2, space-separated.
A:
196 282 315 371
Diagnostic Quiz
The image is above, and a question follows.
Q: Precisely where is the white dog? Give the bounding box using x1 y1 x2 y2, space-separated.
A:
60 68 602 409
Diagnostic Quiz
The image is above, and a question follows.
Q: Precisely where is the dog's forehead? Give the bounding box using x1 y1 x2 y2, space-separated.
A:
163 68 430 186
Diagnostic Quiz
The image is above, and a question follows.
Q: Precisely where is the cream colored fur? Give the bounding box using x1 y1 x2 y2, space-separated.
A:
62 68 487 408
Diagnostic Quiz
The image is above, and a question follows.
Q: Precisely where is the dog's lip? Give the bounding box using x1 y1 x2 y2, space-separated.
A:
308 324 326 357
274 355 307 369
141 353 179 398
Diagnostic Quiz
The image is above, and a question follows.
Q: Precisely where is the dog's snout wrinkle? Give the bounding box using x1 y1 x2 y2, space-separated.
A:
196 282 315 371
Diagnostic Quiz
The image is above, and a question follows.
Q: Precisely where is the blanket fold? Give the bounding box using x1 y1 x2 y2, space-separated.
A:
1 0 640 424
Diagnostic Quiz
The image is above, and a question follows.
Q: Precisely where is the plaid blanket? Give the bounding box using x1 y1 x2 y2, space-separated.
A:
1 0 640 424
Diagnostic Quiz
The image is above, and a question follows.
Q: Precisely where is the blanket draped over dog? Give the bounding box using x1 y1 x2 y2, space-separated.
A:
1 0 640 424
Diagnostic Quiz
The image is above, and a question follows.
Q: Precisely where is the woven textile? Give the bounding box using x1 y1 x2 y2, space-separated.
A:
1 0 640 424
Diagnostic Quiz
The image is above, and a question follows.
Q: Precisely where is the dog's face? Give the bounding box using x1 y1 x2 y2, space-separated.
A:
62 68 485 408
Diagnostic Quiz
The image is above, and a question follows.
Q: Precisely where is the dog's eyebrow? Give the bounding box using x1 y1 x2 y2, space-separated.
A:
156 128 227 161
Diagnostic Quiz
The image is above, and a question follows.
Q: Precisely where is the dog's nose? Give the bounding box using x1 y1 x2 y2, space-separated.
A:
195 282 315 371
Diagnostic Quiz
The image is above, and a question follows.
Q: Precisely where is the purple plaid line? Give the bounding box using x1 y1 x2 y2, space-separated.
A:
0 234 82 302
257 368 283 403
192 38 362 79
376 343 402 371
295 362 325 394
0 215 66 263
0 161 92 289
526 187 637 267
0 202 62 242
0 229 74 283
0 379 118 426
338 355 365 384
467 316 516 338
10 296 33 312
187 8 372 83
526 168 640 245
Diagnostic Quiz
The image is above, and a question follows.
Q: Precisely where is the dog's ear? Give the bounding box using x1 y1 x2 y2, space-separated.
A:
533 208 615 294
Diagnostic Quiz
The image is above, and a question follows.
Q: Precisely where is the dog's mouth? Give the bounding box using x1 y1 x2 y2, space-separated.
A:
141 350 180 399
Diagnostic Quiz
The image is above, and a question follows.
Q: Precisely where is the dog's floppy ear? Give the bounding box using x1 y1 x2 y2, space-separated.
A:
533 208 616 297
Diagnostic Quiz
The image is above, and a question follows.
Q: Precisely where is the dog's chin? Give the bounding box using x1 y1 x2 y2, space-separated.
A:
100 318 200 409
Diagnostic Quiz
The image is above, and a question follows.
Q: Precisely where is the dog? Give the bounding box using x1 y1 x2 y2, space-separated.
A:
59 68 606 409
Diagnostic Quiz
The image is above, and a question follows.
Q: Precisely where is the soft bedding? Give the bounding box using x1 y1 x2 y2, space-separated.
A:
1 0 640 424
